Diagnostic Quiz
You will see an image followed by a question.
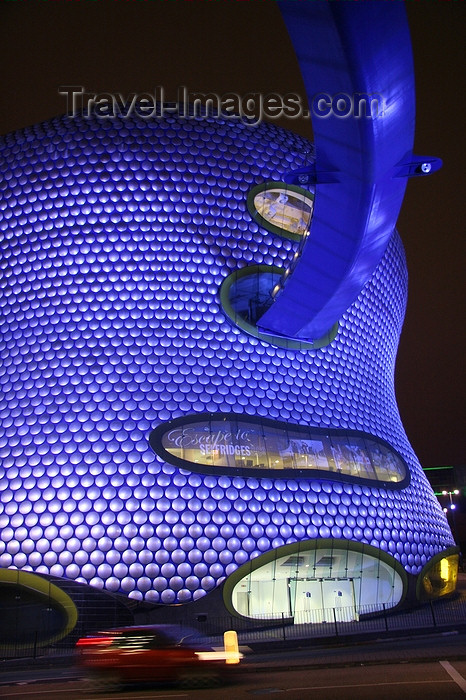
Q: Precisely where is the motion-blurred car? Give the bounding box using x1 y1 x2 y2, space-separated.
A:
76 624 241 690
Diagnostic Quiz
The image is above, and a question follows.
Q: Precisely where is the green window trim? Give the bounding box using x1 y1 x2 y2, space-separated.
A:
416 547 460 602
247 181 315 241
0 568 78 648
222 538 408 622
220 264 338 350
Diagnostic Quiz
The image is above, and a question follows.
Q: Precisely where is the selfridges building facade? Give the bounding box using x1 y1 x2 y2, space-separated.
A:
0 111 458 626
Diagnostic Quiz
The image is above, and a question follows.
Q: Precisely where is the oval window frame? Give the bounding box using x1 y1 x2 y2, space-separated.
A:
220 264 338 350
150 412 410 489
247 181 315 241
0 569 78 649
223 538 408 622
416 547 460 602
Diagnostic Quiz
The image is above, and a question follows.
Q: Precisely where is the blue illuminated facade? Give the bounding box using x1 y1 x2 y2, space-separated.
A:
0 112 456 619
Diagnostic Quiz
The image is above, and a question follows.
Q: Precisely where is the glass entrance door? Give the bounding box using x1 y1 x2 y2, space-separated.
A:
321 579 358 621
293 578 357 622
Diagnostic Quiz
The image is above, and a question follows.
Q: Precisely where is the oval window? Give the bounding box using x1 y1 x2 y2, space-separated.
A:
247 182 314 240
417 549 459 602
220 265 338 350
223 539 407 622
150 413 409 488
0 568 78 648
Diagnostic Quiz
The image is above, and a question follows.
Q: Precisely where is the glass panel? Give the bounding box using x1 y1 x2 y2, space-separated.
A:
420 554 459 601
253 187 313 237
220 263 338 351
370 441 406 483
262 425 292 470
287 427 330 471
154 414 407 486
228 269 280 326
230 543 404 622
161 419 261 469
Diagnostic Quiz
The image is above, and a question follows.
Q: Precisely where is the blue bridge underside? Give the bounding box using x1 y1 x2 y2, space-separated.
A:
258 2 415 342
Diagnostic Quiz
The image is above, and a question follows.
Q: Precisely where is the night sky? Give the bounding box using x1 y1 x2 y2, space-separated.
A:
0 1 464 468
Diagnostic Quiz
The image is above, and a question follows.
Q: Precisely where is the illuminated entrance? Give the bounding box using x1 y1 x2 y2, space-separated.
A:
224 540 406 623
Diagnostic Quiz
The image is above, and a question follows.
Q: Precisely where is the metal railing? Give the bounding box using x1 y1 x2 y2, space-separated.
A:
2 594 466 661
194 596 466 645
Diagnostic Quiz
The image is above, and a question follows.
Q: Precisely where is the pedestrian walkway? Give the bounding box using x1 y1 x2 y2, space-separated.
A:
242 630 466 671
2 574 466 671
198 573 466 649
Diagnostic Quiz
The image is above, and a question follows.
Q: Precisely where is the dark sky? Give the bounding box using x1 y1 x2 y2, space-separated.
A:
0 1 464 468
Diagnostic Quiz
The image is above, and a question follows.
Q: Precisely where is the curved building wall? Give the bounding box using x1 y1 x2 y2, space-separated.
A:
0 114 454 607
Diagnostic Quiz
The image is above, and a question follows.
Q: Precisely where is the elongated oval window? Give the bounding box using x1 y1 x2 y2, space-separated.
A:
150 413 409 488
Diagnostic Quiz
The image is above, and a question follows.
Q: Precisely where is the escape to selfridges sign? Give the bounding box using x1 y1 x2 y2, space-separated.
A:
165 426 254 458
